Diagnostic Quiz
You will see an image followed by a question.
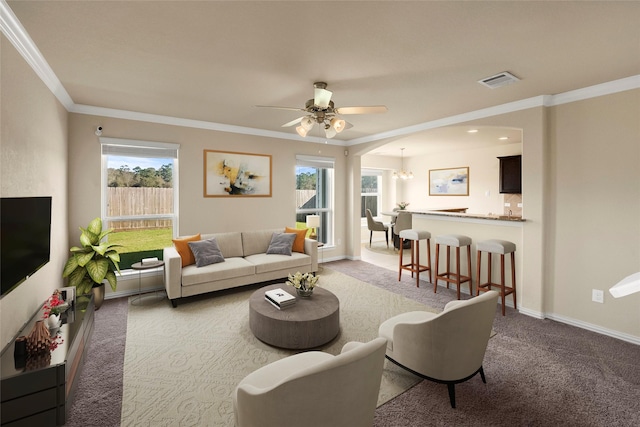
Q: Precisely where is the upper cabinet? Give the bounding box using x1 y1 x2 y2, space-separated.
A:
498 155 522 194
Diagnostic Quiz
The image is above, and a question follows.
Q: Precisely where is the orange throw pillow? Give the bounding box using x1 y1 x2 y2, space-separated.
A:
285 227 308 253
172 234 201 267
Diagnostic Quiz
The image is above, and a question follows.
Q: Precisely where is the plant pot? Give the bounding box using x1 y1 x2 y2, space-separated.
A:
92 282 105 310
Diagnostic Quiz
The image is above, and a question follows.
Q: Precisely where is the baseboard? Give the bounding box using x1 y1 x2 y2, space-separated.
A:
544 313 640 345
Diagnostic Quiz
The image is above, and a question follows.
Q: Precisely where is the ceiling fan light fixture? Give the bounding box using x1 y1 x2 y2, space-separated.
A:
296 125 309 137
301 116 315 131
325 126 337 139
330 118 346 133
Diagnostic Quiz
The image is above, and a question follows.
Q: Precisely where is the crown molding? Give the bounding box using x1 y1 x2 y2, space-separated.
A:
0 0 74 109
547 75 640 106
3 0 638 147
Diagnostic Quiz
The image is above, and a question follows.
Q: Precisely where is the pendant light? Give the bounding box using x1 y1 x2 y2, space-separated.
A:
392 148 414 180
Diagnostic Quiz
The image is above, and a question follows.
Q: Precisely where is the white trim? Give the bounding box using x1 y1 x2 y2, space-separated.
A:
548 75 640 106
0 0 74 109
99 137 180 151
346 96 547 146
73 104 337 145
545 312 640 346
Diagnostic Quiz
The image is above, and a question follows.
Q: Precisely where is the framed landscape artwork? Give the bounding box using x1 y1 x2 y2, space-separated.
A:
204 150 272 197
429 167 469 196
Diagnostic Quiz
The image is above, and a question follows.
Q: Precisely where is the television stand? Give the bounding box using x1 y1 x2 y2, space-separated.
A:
1 294 95 426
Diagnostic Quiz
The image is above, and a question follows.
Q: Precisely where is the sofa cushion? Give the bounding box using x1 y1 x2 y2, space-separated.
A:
241 229 281 256
285 227 308 253
201 232 243 258
188 238 225 267
266 232 296 256
245 252 312 275
172 234 201 267
181 257 255 287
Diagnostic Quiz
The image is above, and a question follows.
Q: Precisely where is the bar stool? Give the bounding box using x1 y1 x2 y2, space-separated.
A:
476 239 517 316
398 229 432 287
434 234 472 299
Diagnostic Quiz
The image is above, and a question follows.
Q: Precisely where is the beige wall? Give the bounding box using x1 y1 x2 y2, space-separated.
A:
0 36 69 349
67 114 350 283
547 90 640 338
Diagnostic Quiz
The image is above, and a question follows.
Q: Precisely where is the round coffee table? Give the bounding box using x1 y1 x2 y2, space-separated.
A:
249 284 340 350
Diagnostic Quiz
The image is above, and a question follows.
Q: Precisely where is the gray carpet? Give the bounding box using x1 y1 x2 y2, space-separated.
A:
66 260 640 427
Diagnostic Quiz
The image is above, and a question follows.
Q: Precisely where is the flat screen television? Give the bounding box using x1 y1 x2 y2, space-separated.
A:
0 197 52 297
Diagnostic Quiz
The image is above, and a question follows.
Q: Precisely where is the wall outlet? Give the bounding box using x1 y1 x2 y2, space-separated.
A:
592 289 604 303
504 203 511 207
517 203 523 208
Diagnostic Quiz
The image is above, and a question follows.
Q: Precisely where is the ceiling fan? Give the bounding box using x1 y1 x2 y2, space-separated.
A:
256 82 387 138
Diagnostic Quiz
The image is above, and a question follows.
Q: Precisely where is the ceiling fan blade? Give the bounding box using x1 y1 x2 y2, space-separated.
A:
343 121 354 130
282 117 304 127
314 88 333 108
255 105 306 112
334 105 388 115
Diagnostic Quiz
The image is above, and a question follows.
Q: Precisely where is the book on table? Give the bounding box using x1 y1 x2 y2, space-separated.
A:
265 288 296 309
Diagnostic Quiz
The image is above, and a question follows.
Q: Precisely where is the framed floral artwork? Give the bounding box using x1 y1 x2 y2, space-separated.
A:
204 150 272 197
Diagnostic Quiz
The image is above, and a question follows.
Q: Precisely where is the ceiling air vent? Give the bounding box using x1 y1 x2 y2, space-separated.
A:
478 71 520 89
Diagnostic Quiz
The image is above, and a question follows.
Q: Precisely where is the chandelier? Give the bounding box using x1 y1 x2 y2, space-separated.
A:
392 148 414 180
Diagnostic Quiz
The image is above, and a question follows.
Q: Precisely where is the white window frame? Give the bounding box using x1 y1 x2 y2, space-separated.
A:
361 169 382 224
100 137 180 239
295 155 335 246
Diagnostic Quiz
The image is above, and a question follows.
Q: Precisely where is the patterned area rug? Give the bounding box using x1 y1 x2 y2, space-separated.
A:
121 268 431 426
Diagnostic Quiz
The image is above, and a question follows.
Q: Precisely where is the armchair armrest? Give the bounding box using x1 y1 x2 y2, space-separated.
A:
163 246 183 300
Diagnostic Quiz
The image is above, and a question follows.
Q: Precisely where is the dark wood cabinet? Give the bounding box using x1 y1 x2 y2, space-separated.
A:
1 295 94 426
498 155 522 194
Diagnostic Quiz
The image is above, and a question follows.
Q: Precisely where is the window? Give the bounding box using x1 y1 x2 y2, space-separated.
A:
361 169 382 218
100 138 179 269
295 155 334 245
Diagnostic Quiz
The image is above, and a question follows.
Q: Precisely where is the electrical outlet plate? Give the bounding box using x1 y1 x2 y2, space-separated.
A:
592 289 604 303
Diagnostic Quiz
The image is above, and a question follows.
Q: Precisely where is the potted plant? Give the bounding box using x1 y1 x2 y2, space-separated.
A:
62 217 121 309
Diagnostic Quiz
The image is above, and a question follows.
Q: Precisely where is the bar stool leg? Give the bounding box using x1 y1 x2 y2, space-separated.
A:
500 254 506 316
414 240 420 287
467 245 473 296
426 238 432 284
446 247 451 289
511 252 517 310
434 243 440 293
455 247 461 300
398 237 405 281
476 250 482 295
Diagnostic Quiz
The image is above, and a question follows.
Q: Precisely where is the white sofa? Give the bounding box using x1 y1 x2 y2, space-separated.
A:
163 229 318 307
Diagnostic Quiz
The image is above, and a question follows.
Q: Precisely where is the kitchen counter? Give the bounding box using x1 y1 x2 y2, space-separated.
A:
407 209 525 223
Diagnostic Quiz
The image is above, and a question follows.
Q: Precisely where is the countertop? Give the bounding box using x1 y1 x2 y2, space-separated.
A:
407 209 525 222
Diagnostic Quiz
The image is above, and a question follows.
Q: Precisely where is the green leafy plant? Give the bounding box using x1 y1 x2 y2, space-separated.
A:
62 217 122 296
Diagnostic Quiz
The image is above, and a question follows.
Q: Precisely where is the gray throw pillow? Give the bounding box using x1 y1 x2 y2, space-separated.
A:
266 232 296 256
188 238 225 267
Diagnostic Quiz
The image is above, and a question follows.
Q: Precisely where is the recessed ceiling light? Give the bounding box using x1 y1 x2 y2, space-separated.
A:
499 136 509 140
467 129 478 133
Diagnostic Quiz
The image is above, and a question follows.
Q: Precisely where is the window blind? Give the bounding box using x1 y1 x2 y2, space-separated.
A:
100 137 179 159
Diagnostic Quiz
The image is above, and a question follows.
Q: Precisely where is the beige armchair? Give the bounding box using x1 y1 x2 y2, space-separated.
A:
233 337 387 427
378 291 499 408
366 208 389 247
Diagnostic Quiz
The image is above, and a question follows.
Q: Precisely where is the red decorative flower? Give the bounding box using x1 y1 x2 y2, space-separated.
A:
43 291 64 319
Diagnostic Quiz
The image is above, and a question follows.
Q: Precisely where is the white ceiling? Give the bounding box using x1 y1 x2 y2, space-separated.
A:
4 1 640 156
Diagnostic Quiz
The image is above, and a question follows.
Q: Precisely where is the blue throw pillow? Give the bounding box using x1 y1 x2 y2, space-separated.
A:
266 232 296 256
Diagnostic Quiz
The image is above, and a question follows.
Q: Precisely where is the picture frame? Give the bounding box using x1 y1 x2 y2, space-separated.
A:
204 150 272 197
429 167 469 196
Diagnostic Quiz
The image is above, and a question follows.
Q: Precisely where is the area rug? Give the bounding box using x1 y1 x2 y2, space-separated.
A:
121 268 431 426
